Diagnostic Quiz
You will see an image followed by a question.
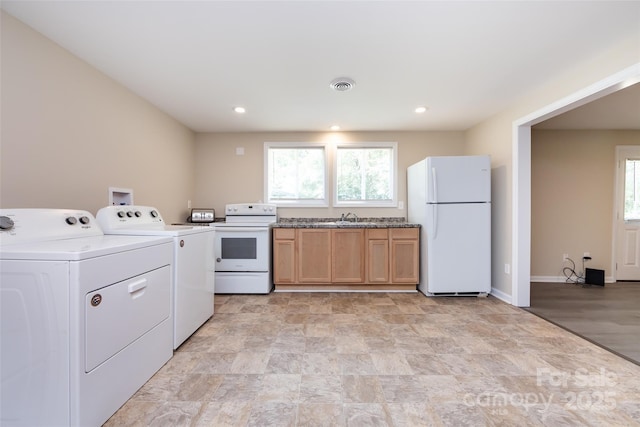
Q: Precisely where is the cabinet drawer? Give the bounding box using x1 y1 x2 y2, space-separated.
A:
274 228 296 239
367 228 388 239
390 228 419 240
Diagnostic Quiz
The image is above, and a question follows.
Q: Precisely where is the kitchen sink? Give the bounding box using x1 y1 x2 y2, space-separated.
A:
312 221 377 227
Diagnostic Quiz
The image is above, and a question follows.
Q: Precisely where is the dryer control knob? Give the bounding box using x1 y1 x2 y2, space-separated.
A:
135 211 142 217
126 211 134 217
66 216 77 225
117 211 126 218
150 210 158 218
79 216 90 225
0 216 14 230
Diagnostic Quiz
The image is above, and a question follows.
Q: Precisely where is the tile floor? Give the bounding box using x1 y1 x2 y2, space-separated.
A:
105 292 640 426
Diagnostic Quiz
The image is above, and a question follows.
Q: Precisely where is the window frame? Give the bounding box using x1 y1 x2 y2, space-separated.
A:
264 142 329 207
333 141 398 208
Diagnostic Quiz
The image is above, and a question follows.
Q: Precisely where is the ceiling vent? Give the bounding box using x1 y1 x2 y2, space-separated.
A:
329 77 356 92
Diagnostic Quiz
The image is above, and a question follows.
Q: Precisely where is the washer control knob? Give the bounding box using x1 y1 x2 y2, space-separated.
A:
117 211 126 218
150 210 158 218
135 211 142 217
0 216 15 230
66 216 77 225
79 216 90 225
126 211 134 217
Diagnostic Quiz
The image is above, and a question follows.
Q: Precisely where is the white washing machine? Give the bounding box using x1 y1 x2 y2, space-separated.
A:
0 209 174 427
96 205 215 349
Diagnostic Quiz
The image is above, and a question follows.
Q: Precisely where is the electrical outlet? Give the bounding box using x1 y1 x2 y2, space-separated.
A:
504 263 510 274
187 200 192 209
583 252 590 258
563 253 569 261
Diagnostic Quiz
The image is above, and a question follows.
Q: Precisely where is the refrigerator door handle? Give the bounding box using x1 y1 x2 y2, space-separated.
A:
430 204 438 239
431 167 438 203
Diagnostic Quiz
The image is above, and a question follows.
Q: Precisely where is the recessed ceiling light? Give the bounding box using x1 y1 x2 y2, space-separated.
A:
329 77 356 92
233 106 246 114
330 125 341 131
415 106 428 113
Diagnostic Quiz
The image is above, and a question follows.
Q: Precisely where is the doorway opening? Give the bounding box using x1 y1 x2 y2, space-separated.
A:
512 63 640 307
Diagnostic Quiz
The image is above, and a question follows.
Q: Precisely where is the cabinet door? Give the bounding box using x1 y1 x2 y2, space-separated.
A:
332 229 365 283
273 239 296 284
297 229 332 283
366 229 389 283
390 228 419 283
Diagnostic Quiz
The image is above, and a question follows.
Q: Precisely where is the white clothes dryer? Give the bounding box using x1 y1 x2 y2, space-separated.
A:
0 209 173 427
96 205 215 349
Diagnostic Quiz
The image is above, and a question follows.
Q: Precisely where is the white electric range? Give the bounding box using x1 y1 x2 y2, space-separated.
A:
213 203 277 294
0 209 173 427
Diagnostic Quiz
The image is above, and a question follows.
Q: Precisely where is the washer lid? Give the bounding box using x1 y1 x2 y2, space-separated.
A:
0 234 172 261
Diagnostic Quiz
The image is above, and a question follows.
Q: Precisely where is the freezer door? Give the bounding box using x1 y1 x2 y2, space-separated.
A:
426 203 491 294
426 156 491 203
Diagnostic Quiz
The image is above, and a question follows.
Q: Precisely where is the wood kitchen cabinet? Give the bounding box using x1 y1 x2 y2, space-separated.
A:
297 229 332 283
366 228 389 283
332 229 365 283
273 225 419 291
390 228 419 283
273 228 296 284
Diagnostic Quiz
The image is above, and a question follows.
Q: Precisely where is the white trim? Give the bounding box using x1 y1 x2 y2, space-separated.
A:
264 142 329 207
612 146 640 281
489 287 511 304
531 275 616 284
513 63 640 307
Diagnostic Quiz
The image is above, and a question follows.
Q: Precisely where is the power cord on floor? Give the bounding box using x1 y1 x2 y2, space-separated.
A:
563 257 591 286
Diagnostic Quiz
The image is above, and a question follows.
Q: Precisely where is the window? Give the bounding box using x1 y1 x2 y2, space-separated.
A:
334 142 397 207
265 143 328 206
624 158 640 220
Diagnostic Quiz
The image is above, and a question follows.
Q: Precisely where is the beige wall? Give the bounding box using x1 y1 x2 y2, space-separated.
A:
0 12 196 223
465 32 640 298
194 131 466 219
531 130 640 280
2 9 639 301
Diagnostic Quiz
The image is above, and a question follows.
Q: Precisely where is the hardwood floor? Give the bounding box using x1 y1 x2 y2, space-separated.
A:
527 282 640 365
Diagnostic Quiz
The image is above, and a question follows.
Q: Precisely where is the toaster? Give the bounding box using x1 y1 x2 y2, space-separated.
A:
190 208 215 223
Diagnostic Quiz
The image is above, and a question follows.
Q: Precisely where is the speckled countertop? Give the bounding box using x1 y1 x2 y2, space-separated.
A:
273 217 420 228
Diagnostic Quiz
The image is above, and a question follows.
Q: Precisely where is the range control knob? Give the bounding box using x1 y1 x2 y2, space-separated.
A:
135 211 142 217
0 216 15 230
79 216 90 225
150 210 158 218
66 216 77 225
117 211 126 218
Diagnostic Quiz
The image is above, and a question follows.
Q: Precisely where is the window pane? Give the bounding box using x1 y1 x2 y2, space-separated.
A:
336 147 392 202
624 159 640 220
268 147 325 201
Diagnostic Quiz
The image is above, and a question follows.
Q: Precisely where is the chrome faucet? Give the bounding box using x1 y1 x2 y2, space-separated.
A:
340 212 358 222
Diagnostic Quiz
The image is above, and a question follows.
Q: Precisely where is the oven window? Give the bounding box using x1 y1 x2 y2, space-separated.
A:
221 237 257 259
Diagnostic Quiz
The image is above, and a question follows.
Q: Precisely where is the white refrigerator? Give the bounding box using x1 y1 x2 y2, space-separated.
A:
407 155 491 295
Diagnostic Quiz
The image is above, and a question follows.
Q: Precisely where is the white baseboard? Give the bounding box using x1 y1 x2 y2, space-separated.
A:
530 275 615 283
490 287 511 304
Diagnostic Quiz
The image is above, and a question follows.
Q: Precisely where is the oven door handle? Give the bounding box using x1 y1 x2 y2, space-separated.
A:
215 227 268 233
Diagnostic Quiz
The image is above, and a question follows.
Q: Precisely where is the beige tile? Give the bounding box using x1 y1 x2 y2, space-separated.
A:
106 292 640 427
265 353 303 374
230 352 270 374
296 403 344 426
299 375 342 403
370 353 414 375
344 403 393 426
194 401 252 427
342 375 385 403
257 374 301 402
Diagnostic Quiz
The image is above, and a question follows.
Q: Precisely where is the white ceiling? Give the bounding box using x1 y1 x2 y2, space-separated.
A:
2 1 640 132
